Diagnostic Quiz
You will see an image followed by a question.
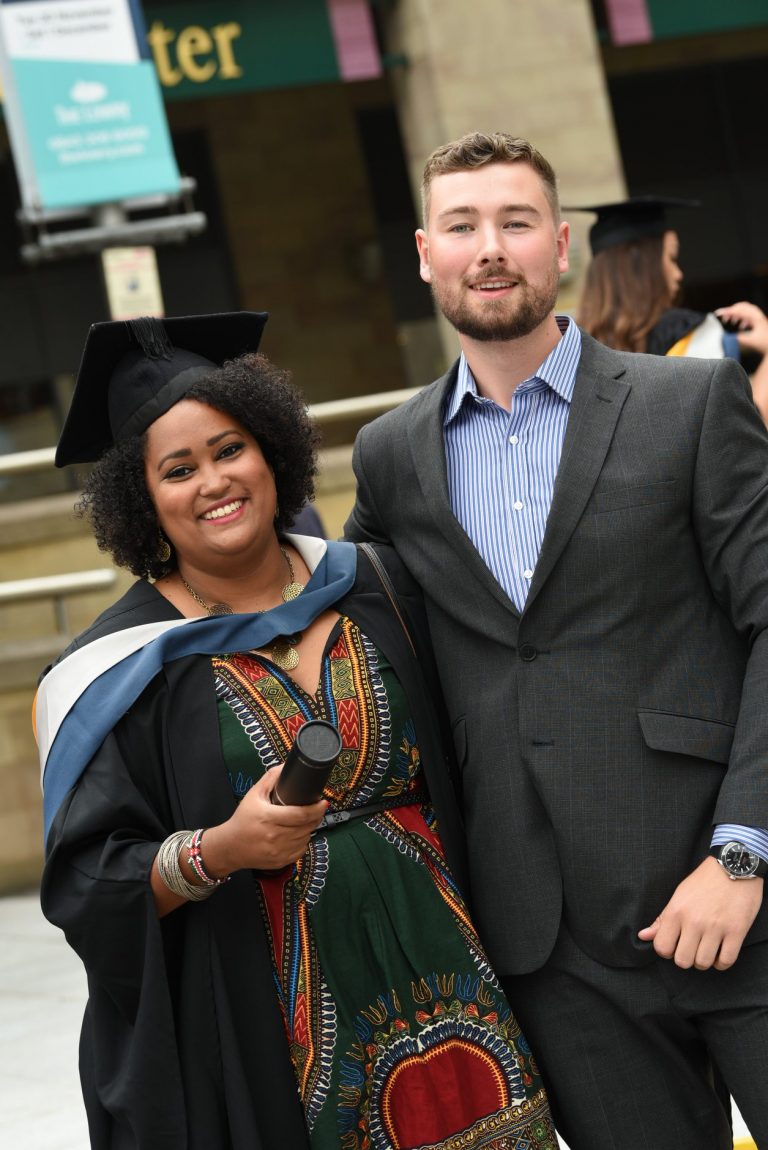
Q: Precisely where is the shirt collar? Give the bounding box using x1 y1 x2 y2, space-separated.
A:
444 314 581 424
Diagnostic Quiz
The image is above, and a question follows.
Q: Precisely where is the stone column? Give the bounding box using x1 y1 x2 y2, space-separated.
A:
385 0 626 363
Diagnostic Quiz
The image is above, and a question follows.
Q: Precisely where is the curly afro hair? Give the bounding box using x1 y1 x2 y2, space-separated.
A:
76 352 320 580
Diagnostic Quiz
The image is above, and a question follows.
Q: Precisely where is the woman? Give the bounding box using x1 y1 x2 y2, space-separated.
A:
574 197 768 418
38 312 557 1150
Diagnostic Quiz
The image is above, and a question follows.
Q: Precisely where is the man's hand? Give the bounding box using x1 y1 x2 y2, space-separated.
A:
638 856 763 971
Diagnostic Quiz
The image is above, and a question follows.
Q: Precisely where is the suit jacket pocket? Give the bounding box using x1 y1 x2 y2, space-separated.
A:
593 478 677 514
637 709 734 765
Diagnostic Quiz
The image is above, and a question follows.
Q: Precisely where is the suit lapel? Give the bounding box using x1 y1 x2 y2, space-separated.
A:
406 364 521 618
524 335 630 612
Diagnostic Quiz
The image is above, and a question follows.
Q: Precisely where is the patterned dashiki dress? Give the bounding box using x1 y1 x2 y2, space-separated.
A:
213 615 557 1150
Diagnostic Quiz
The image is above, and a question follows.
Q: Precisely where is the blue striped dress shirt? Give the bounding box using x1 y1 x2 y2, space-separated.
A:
444 314 580 614
443 314 768 866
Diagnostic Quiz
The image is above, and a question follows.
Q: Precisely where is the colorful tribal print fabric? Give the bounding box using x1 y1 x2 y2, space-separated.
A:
213 618 556 1150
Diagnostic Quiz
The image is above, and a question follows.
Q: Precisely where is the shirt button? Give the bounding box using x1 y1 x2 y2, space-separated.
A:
523 569 534 579
513 500 523 511
519 644 538 661
509 435 519 445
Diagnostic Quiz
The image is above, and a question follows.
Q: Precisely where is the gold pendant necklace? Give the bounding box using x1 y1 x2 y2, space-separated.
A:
266 635 300 671
179 547 305 669
281 552 304 601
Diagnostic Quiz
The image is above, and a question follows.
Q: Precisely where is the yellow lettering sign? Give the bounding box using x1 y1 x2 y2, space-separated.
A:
146 19 243 88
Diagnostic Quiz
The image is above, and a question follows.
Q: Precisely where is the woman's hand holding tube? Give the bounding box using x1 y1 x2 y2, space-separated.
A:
203 766 327 875
151 766 327 916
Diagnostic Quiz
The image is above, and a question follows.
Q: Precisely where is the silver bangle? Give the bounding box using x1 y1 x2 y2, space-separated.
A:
156 830 215 902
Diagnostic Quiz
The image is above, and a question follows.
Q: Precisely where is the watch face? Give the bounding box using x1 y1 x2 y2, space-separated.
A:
721 842 760 877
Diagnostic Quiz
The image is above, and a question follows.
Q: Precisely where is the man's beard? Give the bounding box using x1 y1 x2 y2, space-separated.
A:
430 261 560 342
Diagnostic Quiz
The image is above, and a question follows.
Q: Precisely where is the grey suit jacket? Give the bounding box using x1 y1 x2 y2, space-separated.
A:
344 331 768 975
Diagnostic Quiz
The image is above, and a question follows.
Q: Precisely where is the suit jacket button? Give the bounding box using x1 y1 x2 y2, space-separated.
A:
519 644 538 661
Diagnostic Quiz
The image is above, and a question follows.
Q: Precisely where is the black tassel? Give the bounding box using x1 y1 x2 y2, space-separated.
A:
127 317 173 360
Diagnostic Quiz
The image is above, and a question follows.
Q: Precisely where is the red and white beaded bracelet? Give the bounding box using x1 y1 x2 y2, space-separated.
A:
186 828 230 887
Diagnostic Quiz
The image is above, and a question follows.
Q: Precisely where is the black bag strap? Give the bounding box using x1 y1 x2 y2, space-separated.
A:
357 542 417 659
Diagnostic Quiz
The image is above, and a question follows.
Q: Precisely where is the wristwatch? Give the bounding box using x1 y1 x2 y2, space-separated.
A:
711 840 768 880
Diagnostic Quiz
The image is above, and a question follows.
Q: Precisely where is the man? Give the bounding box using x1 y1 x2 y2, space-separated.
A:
344 132 768 1149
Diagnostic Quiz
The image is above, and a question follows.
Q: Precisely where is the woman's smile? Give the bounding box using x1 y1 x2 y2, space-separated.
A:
201 498 246 522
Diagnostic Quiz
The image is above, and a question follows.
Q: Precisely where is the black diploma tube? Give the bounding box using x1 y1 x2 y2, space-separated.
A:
271 719 342 806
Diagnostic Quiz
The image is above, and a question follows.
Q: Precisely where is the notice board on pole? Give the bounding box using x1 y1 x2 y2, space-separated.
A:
101 245 165 319
0 0 180 210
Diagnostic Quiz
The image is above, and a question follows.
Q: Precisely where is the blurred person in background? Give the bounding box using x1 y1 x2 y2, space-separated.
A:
575 197 768 420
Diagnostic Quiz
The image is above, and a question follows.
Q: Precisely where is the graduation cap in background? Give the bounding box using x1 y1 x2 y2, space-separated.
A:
55 311 268 467
565 196 701 256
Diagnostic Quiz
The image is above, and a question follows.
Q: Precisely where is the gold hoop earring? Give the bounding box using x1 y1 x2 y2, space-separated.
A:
274 502 280 521
157 533 172 563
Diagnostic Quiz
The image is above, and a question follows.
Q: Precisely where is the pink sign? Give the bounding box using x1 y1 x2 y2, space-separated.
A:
604 0 653 45
326 0 382 80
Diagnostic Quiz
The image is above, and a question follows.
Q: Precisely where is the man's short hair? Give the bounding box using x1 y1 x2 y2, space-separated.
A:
420 132 560 225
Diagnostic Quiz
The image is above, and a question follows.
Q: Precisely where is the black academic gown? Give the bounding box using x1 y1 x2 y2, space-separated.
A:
646 307 710 355
41 547 466 1150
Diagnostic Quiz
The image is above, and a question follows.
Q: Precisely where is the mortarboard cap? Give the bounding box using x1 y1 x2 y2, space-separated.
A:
56 311 268 467
565 196 700 256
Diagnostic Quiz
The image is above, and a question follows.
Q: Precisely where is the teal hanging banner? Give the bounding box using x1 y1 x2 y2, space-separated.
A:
0 0 180 209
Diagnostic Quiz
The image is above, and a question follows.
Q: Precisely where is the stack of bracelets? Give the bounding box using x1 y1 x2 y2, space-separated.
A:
156 828 230 901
